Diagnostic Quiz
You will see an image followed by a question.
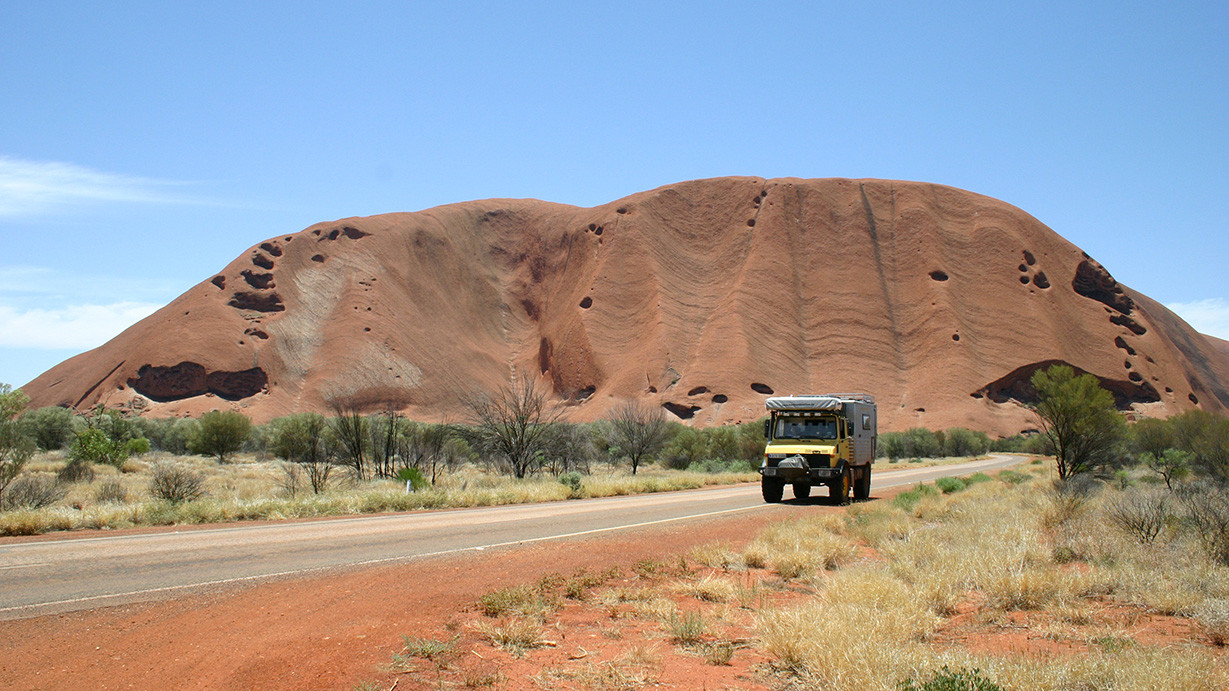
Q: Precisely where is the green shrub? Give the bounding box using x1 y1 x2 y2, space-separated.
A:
897 665 1001 691
557 471 584 498
70 408 148 468
901 428 941 459
894 483 939 511
998 470 1030 484
189 410 252 464
965 472 992 485
935 477 966 494
989 435 1026 453
20 406 76 450
942 428 990 457
878 431 905 460
686 458 754 474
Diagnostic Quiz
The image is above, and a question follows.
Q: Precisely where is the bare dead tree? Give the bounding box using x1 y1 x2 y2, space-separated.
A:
328 402 370 481
605 399 671 475
369 407 405 480
462 374 561 478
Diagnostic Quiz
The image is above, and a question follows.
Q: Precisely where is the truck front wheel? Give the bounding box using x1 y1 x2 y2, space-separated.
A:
792 483 811 501
762 478 785 503
829 467 850 505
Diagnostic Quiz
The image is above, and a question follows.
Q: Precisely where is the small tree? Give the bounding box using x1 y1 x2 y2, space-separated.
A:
462 374 560 478
69 406 148 468
605 400 671 475
1031 364 1126 480
1131 416 1175 460
188 410 252 464
1168 410 1229 482
20 406 76 450
0 384 36 499
270 413 337 494
1141 449 1193 490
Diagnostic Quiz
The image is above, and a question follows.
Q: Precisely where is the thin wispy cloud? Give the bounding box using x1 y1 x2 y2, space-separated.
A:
0 302 161 350
0 155 201 217
1167 298 1229 341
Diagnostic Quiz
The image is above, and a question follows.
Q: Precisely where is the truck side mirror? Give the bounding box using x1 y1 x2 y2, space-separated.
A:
763 419 770 439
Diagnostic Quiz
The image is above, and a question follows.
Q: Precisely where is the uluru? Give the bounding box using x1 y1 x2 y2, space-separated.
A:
20 177 1229 437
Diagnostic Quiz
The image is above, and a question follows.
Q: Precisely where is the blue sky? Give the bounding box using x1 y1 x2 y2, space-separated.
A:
2 1 1226 389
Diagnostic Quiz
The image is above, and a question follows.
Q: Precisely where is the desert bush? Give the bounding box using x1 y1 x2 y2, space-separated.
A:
878 431 906 460
942 428 990 458
400 634 455 661
69 408 148 468
679 574 737 603
188 410 252 464
1045 475 1099 526
557 470 584 498
475 616 545 656
997 470 1030 485
1169 410 1229 482
935 477 966 494
667 610 707 645
0 384 36 498
894 483 939 512
901 428 942 459
1177 482 1229 564
989 435 1027 453
149 463 206 503
1107 487 1169 544
270 413 338 494
56 458 95 484
659 426 708 469
897 665 1001 691
1140 448 1193 490
20 405 76 450
478 583 559 618
95 479 128 504
2 474 65 510
686 458 754 474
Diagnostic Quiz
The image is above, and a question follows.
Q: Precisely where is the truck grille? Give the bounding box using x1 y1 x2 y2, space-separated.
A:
765 453 831 468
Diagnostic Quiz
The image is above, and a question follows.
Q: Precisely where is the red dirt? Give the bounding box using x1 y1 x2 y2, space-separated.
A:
0 507 818 690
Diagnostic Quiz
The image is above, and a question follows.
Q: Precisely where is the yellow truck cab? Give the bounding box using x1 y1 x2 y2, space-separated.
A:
759 394 877 503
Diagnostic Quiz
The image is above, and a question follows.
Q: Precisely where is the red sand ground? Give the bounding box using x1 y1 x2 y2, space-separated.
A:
0 507 787 690
4 483 1223 690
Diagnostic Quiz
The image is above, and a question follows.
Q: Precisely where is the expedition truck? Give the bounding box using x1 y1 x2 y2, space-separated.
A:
759 394 877 503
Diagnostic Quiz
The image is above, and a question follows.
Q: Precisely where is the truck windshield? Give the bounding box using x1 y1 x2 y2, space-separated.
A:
774 416 838 440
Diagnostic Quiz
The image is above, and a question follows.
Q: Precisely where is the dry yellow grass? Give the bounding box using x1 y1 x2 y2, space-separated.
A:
0 453 757 535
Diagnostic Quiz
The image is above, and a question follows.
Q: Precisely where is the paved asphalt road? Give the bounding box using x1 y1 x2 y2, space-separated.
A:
0 455 1022 620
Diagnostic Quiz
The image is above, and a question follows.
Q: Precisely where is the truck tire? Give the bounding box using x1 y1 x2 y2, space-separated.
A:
829 466 850 505
762 478 784 503
854 466 872 500
792 483 811 501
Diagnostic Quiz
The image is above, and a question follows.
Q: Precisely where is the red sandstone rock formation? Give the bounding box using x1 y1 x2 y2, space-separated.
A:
21 177 1229 435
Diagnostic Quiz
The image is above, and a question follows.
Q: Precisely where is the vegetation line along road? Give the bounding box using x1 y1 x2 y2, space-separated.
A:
1 457 1018 619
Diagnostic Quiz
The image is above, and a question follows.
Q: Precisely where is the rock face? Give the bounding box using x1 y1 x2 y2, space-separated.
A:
21 177 1229 435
